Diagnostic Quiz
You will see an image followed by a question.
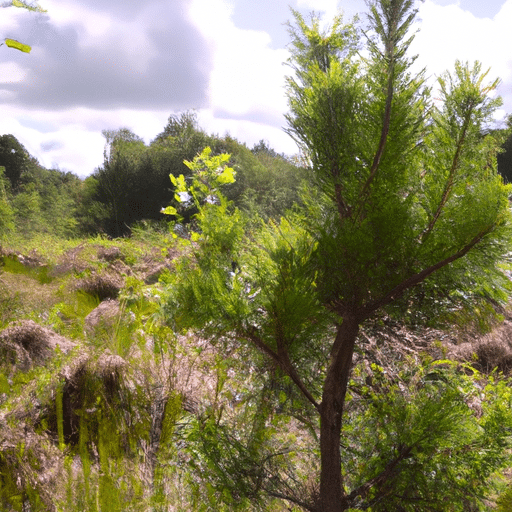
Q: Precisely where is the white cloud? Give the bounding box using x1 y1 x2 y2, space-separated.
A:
2 0 512 177
2 0 211 110
296 0 339 21
43 0 112 40
189 0 289 117
412 0 512 118
0 62 27 84
189 0 295 153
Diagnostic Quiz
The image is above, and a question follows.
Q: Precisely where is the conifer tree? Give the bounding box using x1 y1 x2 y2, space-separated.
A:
163 1 512 510
284 2 511 509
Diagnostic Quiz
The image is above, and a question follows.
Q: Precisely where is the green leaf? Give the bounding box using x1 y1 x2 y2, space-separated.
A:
216 166 236 185
161 206 178 216
174 174 187 192
4 38 31 53
11 0 46 12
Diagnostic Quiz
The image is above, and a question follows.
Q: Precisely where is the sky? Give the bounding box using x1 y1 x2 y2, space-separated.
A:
1 0 511 178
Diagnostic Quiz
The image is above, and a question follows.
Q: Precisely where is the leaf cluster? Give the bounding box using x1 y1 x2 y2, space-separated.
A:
343 361 512 510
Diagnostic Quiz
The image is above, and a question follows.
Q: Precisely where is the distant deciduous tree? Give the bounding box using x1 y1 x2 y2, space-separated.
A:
0 134 30 189
152 111 201 145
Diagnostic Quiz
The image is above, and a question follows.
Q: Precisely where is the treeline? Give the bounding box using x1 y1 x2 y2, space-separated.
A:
0 113 308 240
2 111 512 242
0 134 82 239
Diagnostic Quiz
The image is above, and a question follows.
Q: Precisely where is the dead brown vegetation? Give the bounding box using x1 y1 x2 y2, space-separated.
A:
73 271 124 301
0 320 76 371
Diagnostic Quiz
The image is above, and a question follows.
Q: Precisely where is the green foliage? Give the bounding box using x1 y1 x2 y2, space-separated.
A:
1 0 47 54
48 291 99 338
11 185 44 234
91 119 216 236
246 143 307 220
88 113 305 236
4 38 31 52
0 165 14 238
497 484 512 512
0 134 30 189
0 136 83 238
2 233 79 264
51 364 152 511
0 254 52 285
9 0 46 12
0 286 23 330
283 4 512 322
342 360 512 511
497 115 512 183
213 138 307 221
161 2 512 510
163 146 236 218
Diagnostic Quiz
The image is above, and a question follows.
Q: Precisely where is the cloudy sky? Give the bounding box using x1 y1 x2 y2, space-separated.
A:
1 0 511 177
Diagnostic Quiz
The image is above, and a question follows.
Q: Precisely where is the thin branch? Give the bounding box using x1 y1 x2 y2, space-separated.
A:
334 181 352 220
242 326 321 412
419 108 473 244
265 491 316 512
353 51 396 223
361 224 495 318
347 444 414 505
360 66 395 198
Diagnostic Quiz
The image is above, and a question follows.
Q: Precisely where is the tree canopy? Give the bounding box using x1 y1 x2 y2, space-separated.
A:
0 134 30 189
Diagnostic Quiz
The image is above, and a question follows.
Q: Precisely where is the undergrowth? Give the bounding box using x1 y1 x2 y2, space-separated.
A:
2 226 512 511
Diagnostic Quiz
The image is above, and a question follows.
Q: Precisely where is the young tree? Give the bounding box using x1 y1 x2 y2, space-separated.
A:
163 1 512 510
284 3 511 509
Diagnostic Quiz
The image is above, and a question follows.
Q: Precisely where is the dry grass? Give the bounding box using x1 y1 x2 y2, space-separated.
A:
358 311 512 377
0 320 76 362
72 271 124 301
449 318 512 374
5 229 512 510
0 271 63 323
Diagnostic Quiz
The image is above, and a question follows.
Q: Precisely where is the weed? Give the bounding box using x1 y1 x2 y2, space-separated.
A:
0 285 23 328
49 291 99 339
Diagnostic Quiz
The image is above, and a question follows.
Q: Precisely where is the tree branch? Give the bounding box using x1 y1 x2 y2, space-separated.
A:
346 443 414 506
420 108 474 244
361 68 394 196
361 224 495 318
353 52 395 223
242 326 321 412
265 491 317 512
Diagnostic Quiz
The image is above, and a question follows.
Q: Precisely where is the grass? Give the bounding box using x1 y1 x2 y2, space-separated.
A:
2 233 85 264
4 226 512 511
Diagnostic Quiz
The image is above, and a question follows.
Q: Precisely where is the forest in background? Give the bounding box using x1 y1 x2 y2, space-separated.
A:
0 111 308 241
2 109 512 242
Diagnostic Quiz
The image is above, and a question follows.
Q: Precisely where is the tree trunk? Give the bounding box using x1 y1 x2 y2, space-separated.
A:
319 314 360 512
